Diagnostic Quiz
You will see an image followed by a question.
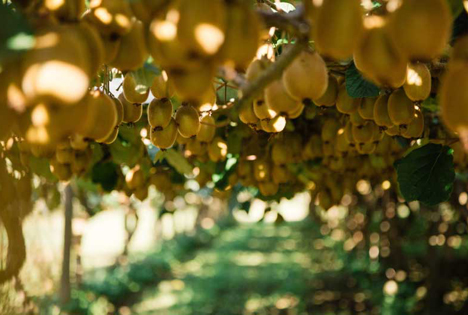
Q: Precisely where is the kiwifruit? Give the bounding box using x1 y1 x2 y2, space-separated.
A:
100 127 119 145
21 27 90 105
404 62 431 103
126 166 145 190
196 115 216 143
150 71 175 99
175 105 200 138
344 120 356 145
371 122 385 143
282 49 329 104
373 94 393 129
402 108 424 139
336 84 361 114
385 125 400 137
76 22 105 76
176 132 189 145
71 148 92 175
134 185 149 201
260 115 287 133
356 142 377 155
335 129 351 154
208 137 228 162
352 121 375 145
88 0 134 36
0 104 16 141
150 170 172 192
358 97 376 120
122 72 150 104
69 134 89 151
253 99 277 120
148 98 173 129
321 118 341 143
44 0 85 22
150 118 178 149
258 182 279 197
313 0 363 60
220 0 261 70
272 165 291 185
50 159 73 181
130 0 167 24
177 0 227 57
111 19 148 71
314 75 339 107
440 64 468 138
271 140 292 165
186 138 207 156
388 89 416 127
112 97 124 126
169 65 215 102
354 16 407 88
264 80 302 116
451 35 468 65
303 134 323 160
239 102 259 125
119 93 143 123
195 86 217 112
349 110 365 127
253 159 270 182
288 104 305 119
389 0 451 61
79 91 118 142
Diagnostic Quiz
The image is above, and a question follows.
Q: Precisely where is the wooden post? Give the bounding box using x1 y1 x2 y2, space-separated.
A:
60 184 73 306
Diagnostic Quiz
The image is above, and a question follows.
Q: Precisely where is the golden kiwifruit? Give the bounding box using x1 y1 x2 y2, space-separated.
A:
371 122 385 143
271 140 293 165
402 108 424 139
321 118 341 143
272 165 290 185
282 49 328 104
352 121 375 145
356 142 377 155
175 105 200 138
126 166 145 190
119 93 143 123
50 159 73 181
253 159 270 182
303 135 323 160
150 118 178 149
388 89 416 127
176 132 189 145
313 0 363 60
0 105 16 141
440 64 468 139
246 58 272 82
373 94 393 129
253 99 276 120
354 16 407 89
197 115 216 143
336 84 361 114
317 190 333 210
451 35 468 65
150 71 175 99
169 65 215 102
264 80 302 116
76 22 105 76
45 0 85 21
314 75 339 107
122 72 150 104
79 91 118 142
288 104 305 119
56 144 74 164
186 138 207 156
195 86 217 112
335 128 350 154
177 0 227 57
259 182 279 197
389 0 451 61
220 1 261 70
88 0 134 36
344 120 356 145
100 127 119 145
358 97 376 120
208 137 228 162
134 185 149 201
385 125 400 137
239 102 259 125
150 170 172 192
69 134 89 151
21 27 90 105
148 98 173 129
260 115 287 133
404 63 431 103
112 97 124 126
130 0 167 24
110 20 148 71
349 110 365 127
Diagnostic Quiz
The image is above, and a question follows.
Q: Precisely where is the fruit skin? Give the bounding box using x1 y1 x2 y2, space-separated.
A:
123 72 150 104
148 98 173 129
130 0 167 24
314 75 339 107
354 16 407 88
119 93 143 123
150 118 178 149
260 115 287 133
352 121 375 145
110 20 148 71
76 22 105 76
336 84 361 114
451 35 468 65
388 89 416 127
402 108 424 139
282 50 329 103
313 0 363 60
239 102 259 125
259 182 279 197
196 115 216 143
253 99 276 120
175 105 200 138
208 137 228 162
88 0 134 37
349 111 365 127
150 71 175 99
321 118 341 143
265 80 302 116
271 141 292 165
358 97 376 120
373 94 393 129
44 0 85 22
404 63 432 103
169 65 215 102
440 64 468 138
389 0 452 61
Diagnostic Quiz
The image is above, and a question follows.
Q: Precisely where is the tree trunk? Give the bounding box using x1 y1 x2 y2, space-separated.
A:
60 184 73 306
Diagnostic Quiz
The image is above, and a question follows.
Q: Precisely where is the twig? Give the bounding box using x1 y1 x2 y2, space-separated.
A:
256 4 309 37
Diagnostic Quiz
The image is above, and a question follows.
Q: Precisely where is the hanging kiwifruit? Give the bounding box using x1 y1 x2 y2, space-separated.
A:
402 108 424 139
388 89 416 127
123 72 150 104
197 115 216 143
282 49 329 104
352 121 375 145
175 104 200 138
239 102 260 125
313 0 363 60
271 140 293 165
253 99 277 120
150 71 175 99
373 94 393 129
389 0 451 61
260 115 287 133
353 16 407 89
403 62 432 103
321 118 341 143
148 98 173 130
76 22 105 76
314 75 339 107
358 97 376 120
336 84 361 114
259 182 279 197
88 0 134 37
349 110 365 127
169 65 215 102
208 137 228 162
150 118 178 149
44 0 85 22
119 93 143 123
129 0 167 24
264 80 302 116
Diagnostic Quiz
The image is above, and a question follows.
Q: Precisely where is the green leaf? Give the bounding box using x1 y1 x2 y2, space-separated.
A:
28 156 56 182
345 62 380 98
129 66 157 94
216 84 238 105
91 162 119 192
447 0 464 19
164 149 193 175
394 143 455 206
0 4 33 64
214 157 238 190
421 97 439 113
